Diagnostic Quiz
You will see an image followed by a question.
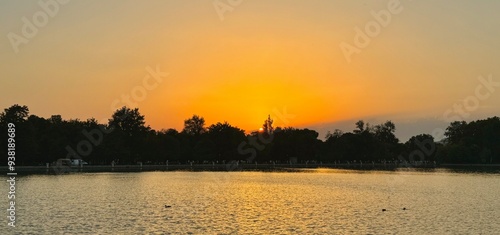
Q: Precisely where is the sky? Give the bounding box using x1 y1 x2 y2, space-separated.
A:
1 0 499 141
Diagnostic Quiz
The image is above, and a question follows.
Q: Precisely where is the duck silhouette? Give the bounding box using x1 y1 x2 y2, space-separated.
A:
382 209 386 212
164 205 171 208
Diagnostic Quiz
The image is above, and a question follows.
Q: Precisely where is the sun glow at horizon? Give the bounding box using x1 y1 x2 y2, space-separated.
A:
1 1 499 141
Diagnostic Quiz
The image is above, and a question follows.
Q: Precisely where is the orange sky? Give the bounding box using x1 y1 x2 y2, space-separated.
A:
1 0 499 140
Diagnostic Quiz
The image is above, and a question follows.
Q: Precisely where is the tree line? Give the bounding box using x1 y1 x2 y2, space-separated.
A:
1 104 499 166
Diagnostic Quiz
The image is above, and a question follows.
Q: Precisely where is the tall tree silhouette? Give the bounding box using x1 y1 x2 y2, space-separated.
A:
109 107 149 135
107 107 150 163
262 115 274 135
373 121 398 144
182 115 206 136
0 105 37 165
354 120 365 134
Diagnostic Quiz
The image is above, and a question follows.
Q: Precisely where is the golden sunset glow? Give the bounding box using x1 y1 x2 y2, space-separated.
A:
2 1 500 140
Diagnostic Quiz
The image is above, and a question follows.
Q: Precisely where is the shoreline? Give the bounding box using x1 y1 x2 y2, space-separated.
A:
4 163 500 175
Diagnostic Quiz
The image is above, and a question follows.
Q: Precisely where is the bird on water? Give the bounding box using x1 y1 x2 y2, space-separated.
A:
165 205 171 208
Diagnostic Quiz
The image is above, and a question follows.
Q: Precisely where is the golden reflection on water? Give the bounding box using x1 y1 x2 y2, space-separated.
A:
2 170 499 234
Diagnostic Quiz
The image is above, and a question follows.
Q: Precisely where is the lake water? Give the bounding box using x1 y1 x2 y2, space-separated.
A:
2 169 500 234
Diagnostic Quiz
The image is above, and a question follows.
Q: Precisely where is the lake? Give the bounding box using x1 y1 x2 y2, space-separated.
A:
2 169 500 234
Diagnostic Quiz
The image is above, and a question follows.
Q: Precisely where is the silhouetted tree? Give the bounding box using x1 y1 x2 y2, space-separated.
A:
107 107 150 163
182 115 206 136
0 104 29 124
206 122 246 161
405 134 436 162
354 120 365 134
438 117 500 163
373 121 398 144
1 103 497 166
109 106 150 135
444 121 467 145
0 105 38 165
271 128 319 162
262 115 274 135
